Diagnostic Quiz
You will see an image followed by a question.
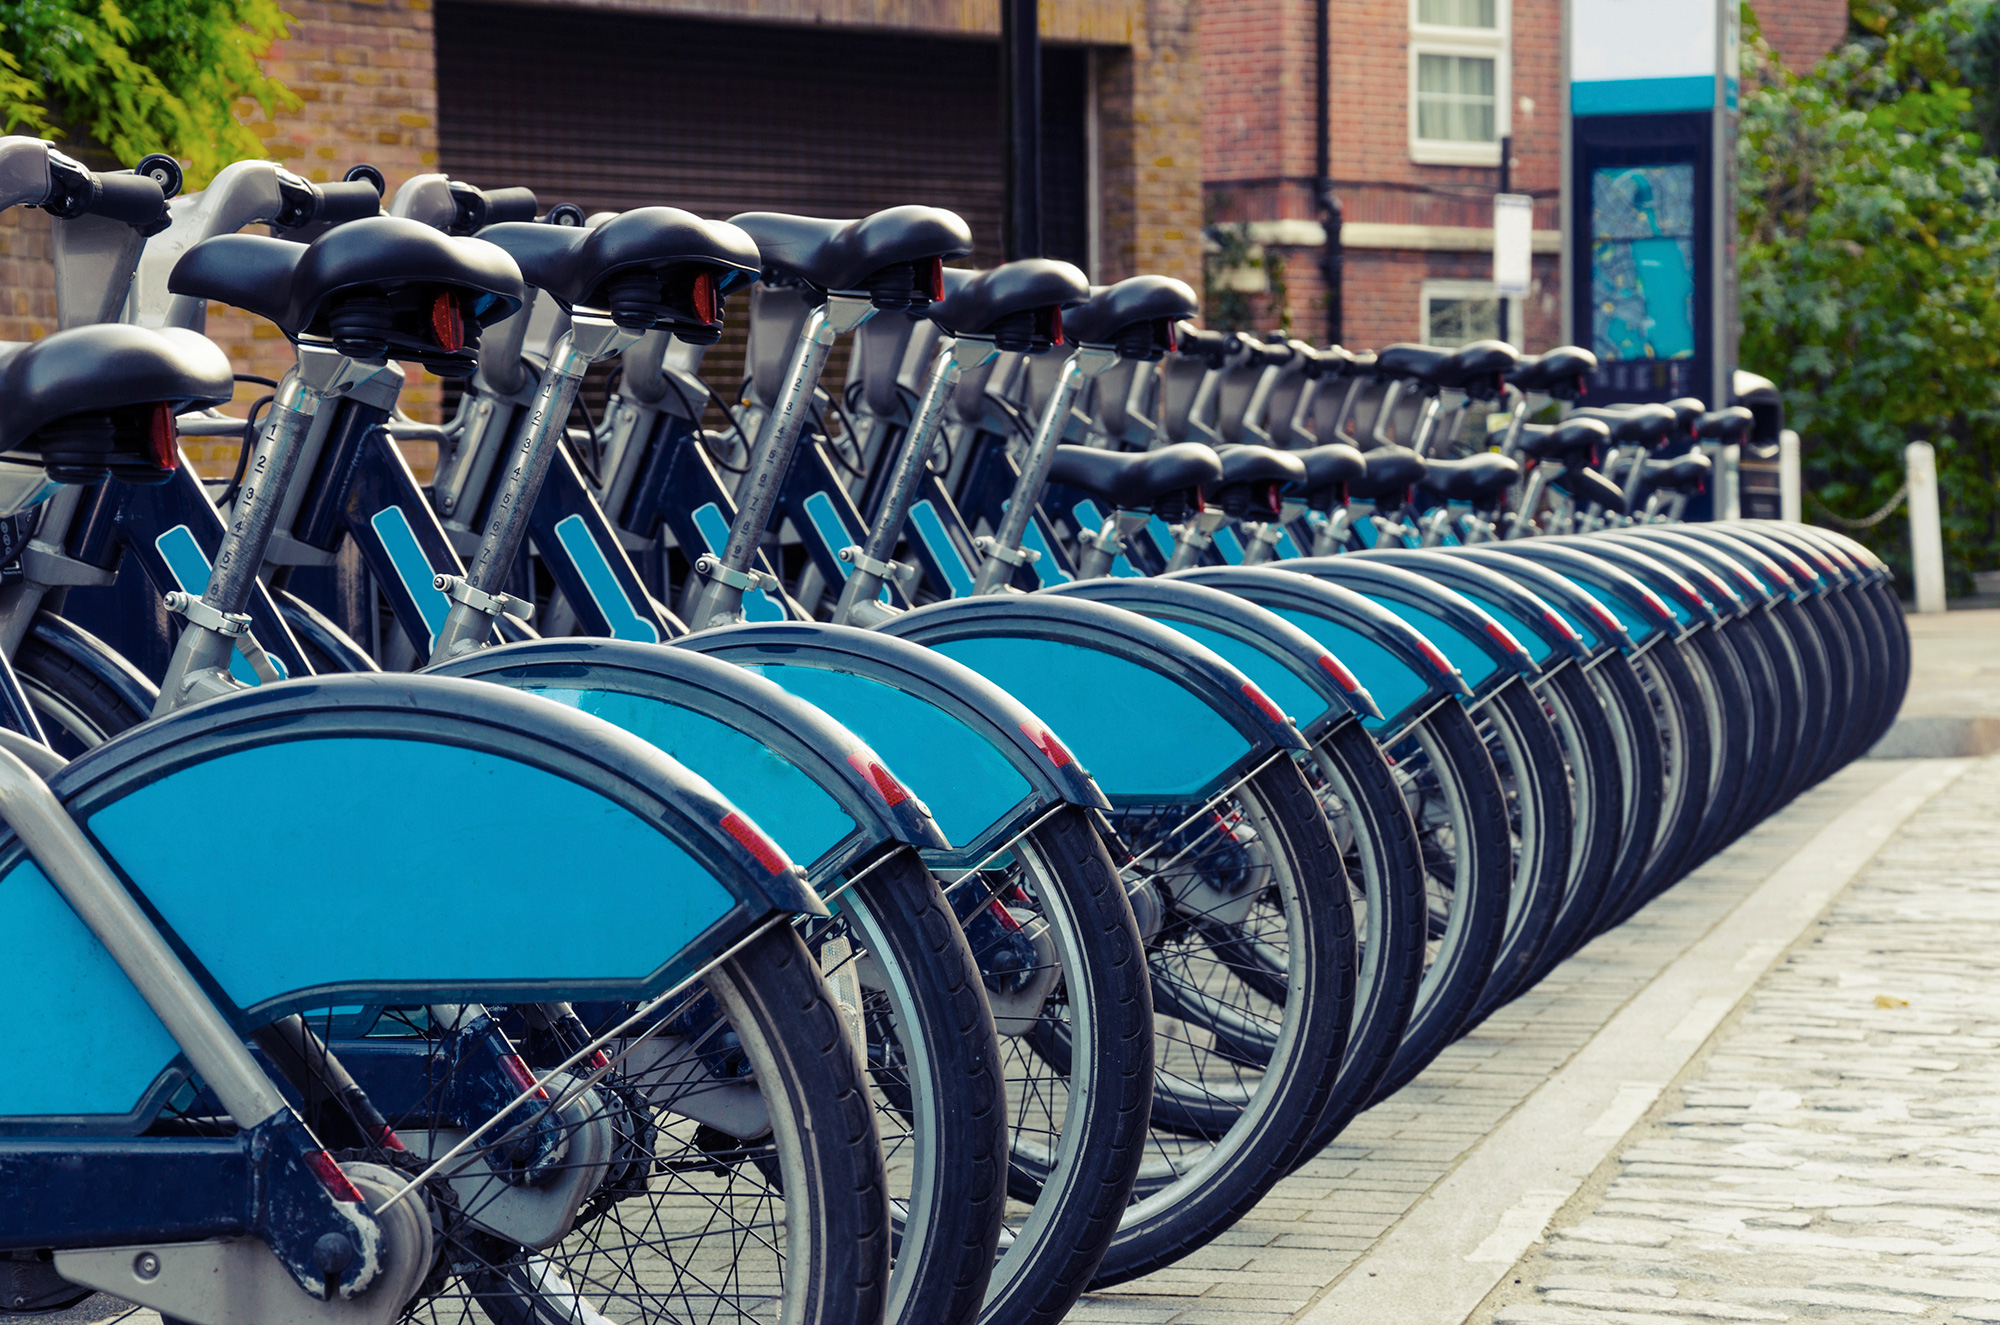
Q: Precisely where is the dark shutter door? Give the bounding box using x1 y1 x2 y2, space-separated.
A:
435 3 1089 271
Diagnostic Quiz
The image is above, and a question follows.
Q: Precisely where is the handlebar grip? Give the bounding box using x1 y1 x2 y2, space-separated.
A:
1176 324 1235 357
80 171 170 232
1245 342 1292 369
313 178 383 226
479 186 538 224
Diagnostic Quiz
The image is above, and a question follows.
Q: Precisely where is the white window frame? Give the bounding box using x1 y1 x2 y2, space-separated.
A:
1409 0 1511 167
1419 278 1518 348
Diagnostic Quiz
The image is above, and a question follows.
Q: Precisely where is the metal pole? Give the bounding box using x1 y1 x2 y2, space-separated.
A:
1496 134 1512 343
1907 440 1946 614
1778 428 1801 523
1316 0 1343 345
1001 0 1042 261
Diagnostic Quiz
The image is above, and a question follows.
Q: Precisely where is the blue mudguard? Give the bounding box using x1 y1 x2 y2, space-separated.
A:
1476 543 1685 650
1712 524 1834 597
1652 526 1808 604
1446 547 1638 656
877 594 1305 805
677 621 1109 868
1170 566 1470 740
1543 536 1728 630
1596 533 1754 621
1783 524 1889 585
1270 558 1540 708
0 674 818 1131
1633 528 1796 609
427 637 948 883
1041 576 1383 741
1351 549 1594 668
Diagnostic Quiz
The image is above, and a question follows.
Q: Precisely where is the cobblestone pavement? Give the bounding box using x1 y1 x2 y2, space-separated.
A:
1468 754 2000 1325
1066 757 1922 1325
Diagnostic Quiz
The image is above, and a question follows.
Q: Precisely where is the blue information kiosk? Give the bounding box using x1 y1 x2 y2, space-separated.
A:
1564 0 1739 412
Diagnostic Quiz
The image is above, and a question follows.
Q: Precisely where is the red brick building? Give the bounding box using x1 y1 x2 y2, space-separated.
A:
1200 0 1849 352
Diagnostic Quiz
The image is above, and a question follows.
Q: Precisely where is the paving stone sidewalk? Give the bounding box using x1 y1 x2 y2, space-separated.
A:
1467 753 2000 1325
1066 756 1920 1325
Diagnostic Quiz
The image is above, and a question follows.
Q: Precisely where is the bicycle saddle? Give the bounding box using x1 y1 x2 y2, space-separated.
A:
1345 445 1427 500
169 215 525 371
1290 442 1366 491
1417 452 1522 505
1046 441 1222 512
1662 396 1707 437
927 259 1088 352
729 206 973 307
1516 416 1611 463
1064 275 1199 358
1695 406 1754 442
1507 345 1597 399
0 324 232 489
1568 403 1677 446
1371 343 1450 384
1641 450 1712 491
1553 465 1628 512
1428 340 1520 400
1212 443 1306 517
477 208 761 340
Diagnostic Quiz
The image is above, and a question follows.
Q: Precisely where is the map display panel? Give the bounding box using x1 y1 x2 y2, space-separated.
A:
1590 164 1697 362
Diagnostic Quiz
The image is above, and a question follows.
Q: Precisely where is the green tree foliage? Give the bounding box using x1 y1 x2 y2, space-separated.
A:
1740 0 2000 586
0 0 296 185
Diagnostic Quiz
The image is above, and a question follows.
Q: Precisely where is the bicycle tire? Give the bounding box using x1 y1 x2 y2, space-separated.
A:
1366 701 1512 1100
1582 651 1665 929
1093 757 1355 1284
975 805 1155 1325
15 624 149 754
1677 626 1753 869
811 850 1008 1325
1511 661 1623 977
1467 676 1572 1013
1618 637 1711 913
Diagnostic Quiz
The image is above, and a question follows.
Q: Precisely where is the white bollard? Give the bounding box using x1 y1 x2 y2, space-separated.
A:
1718 443 1741 520
1779 429 1801 523
1907 440 1947 615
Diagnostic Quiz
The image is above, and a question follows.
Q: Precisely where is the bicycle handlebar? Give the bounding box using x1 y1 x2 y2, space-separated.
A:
447 181 539 234
43 150 173 235
271 169 383 231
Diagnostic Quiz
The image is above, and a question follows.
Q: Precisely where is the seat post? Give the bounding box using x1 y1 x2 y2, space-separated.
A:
689 293 876 629
155 344 376 713
972 344 1118 595
831 333 1001 627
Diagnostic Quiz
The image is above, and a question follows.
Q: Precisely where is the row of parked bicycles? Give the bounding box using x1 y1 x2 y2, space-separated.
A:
0 139 1904 1325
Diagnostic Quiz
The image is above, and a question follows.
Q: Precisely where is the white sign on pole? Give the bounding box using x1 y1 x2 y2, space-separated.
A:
1493 193 1533 298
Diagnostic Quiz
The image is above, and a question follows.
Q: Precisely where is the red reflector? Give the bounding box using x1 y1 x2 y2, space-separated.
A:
1638 587 1675 621
499 1053 550 1101
1585 600 1622 634
1191 484 1205 513
1264 482 1283 515
590 1049 611 1071
1416 636 1457 678
926 257 944 303
431 292 464 352
305 1150 366 1203
372 1124 407 1152
1317 653 1361 692
148 402 179 471
1050 304 1065 346
1019 721 1073 768
1241 682 1289 726
1542 608 1580 643
986 898 1023 932
721 811 789 875
846 752 911 807
692 270 717 324
1482 619 1527 657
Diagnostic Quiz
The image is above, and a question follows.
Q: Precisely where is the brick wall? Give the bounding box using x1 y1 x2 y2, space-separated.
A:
1098 0 1204 291
1751 0 1848 72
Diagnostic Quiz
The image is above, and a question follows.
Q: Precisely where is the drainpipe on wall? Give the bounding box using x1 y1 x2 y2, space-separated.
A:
1001 0 1042 261
1315 0 1344 345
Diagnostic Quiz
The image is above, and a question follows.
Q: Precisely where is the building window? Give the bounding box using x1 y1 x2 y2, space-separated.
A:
1410 0 1509 166
1421 279 1516 347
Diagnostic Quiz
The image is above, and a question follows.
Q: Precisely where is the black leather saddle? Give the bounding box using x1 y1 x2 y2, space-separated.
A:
1372 343 1449 384
1569 403 1679 447
170 216 525 372
1517 416 1611 464
1047 442 1222 514
1212 444 1307 518
729 206 972 308
1373 340 1517 399
1553 466 1628 512
1064 276 1199 358
1345 445 1427 500
928 260 1089 352
1641 450 1712 493
1291 442 1366 492
1695 406 1754 442
1418 452 1522 505
478 208 761 341
0 325 232 482
1507 346 1597 399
